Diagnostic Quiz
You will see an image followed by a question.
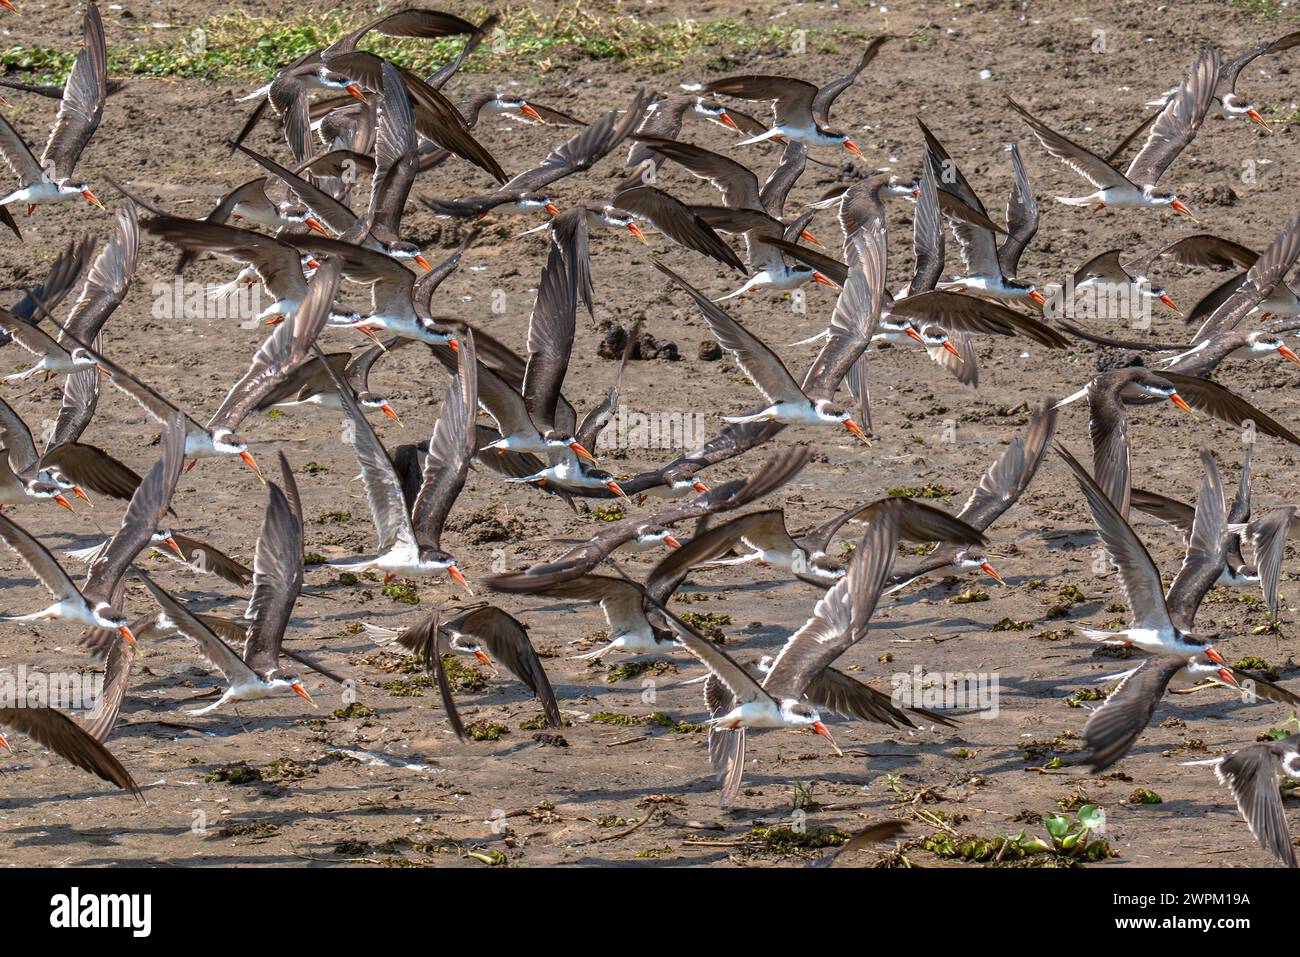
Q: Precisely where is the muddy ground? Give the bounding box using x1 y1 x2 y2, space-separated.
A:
0 0 1299 867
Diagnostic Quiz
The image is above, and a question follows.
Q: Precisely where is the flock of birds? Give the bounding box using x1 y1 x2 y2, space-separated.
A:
0 5 1299 867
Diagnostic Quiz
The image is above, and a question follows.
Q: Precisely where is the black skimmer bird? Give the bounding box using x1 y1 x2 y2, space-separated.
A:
1185 734 1300 868
630 135 840 298
1244 504 1300 620
0 311 99 379
0 391 136 505
0 452 75 512
682 493 986 586
916 122 1046 305
619 93 752 181
1007 47 1218 218
605 185 746 274
254 338 410 422
0 414 185 653
0 236 95 343
694 39 888 155
1057 443 1233 661
653 260 869 443
669 501 913 791
279 234 459 347
522 449 810 582
0 707 140 797
203 258 342 442
455 90 584 128
1131 444 1260 597
184 177 327 242
889 402 1056 593
1068 233 1258 318
0 4 106 214
132 460 319 716
1147 31 1300 130
1156 329 1300 376
324 336 476 589
1055 366 1300 519
52 201 140 349
1187 211 1300 342
67 530 251 588
420 91 648 221
144 215 335 326
368 604 562 735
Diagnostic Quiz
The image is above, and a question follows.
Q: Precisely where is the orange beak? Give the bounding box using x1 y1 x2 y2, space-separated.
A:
304 217 328 235
291 681 317 707
448 564 472 593
71 485 92 505
1029 289 1046 305
904 325 925 345
345 83 367 103
811 720 842 755
1246 108 1272 133
164 535 187 561
692 480 709 493
0 0 16 13
473 649 492 665
626 221 648 244
980 561 1006 586
519 103 543 122
1279 345 1300 365
239 449 267 483
447 337 460 353
380 401 402 424
664 535 682 549
1217 667 1240 687
569 441 596 463
718 111 739 130
811 272 841 290
305 259 321 271
1168 392 1196 416
606 479 627 498
118 624 137 647
942 339 962 358
1158 292 1181 314
0 732 10 753
82 188 104 210
799 228 822 248
414 254 433 272
544 202 561 217
53 493 74 512
843 139 863 158
1170 198 1195 220
843 418 871 446
1204 646 1226 666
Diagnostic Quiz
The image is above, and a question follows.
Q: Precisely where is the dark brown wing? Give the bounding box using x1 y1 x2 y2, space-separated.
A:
1080 655 1185 772
1126 48 1219 188
0 707 140 797
412 334 477 550
242 453 303 676
41 2 107 182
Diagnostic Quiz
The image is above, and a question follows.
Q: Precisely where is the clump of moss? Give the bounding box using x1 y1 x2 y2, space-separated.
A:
336 572 360 586
334 840 369 856
1065 686 1111 708
315 510 351 525
949 590 990 604
680 611 731 641
384 676 433 697
304 553 325 565
606 659 677 683
219 822 279 838
748 825 850 854
332 702 375 720
1233 656 1279 680
888 484 953 499
302 461 328 475
591 711 641 726
990 617 1032 632
592 504 623 522
1129 788 1163 805
441 655 487 692
381 581 420 605
204 762 262 785
264 758 315 781
466 721 510 741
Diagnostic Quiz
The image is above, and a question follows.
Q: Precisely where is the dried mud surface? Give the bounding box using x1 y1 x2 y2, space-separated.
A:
1 0 1299 867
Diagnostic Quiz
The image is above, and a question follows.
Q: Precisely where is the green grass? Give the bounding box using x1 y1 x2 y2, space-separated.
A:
0 7 849 84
